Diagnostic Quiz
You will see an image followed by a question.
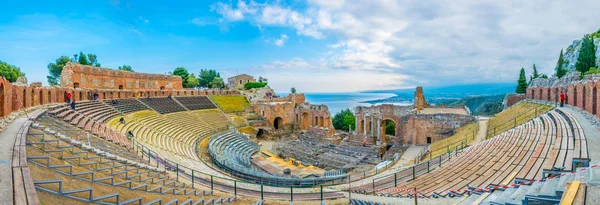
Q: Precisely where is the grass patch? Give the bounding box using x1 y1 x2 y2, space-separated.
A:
237 126 256 135
210 96 250 113
428 122 479 159
486 102 554 138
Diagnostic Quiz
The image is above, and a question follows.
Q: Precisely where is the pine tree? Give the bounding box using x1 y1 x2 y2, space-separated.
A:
530 64 540 83
556 49 567 78
516 68 528 94
575 35 597 75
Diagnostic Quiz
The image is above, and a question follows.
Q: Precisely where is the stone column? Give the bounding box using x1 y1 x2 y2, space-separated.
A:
376 117 381 145
355 115 359 135
370 115 374 137
363 115 368 136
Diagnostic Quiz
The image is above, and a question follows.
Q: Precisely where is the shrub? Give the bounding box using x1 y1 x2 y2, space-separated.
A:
244 82 267 90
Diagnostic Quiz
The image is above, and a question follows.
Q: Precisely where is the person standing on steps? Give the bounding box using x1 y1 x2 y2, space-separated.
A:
560 91 565 107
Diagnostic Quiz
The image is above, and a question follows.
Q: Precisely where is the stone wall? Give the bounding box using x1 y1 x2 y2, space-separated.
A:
401 113 476 145
60 62 183 90
355 87 474 146
0 77 238 118
503 94 526 109
252 93 335 136
527 73 600 120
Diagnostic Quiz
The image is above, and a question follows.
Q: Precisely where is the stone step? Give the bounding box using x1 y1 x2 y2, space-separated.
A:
556 174 575 196
574 167 590 183
524 181 544 197
491 187 518 205
458 193 482 205
538 177 560 198
484 190 504 204
506 185 530 205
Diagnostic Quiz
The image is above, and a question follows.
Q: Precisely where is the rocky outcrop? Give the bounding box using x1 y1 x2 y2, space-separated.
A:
556 38 600 73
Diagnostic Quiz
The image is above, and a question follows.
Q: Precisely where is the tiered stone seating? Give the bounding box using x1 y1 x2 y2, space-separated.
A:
209 132 347 186
47 101 130 148
274 134 378 170
103 98 149 113
27 118 238 204
105 109 232 178
138 97 187 114
175 96 217 110
355 110 587 197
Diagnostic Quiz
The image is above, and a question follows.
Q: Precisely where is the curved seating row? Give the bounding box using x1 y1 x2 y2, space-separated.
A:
47 101 130 148
29 113 239 204
103 98 149 113
106 109 231 178
209 132 348 187
354 109 588 197
138 97 187 114
175 96 217 110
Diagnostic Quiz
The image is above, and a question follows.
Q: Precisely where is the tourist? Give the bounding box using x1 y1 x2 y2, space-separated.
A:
362 140 366 147
93 93 99 101
70 100 76 110
119 116 126 124
66 92 72 103
560 91 565 107
128 130 134 138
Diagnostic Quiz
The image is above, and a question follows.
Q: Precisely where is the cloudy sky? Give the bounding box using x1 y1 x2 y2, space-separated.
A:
1 0 599 93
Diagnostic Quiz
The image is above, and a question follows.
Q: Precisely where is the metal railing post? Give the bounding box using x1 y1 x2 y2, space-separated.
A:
191 170 194 188
394 173 397 187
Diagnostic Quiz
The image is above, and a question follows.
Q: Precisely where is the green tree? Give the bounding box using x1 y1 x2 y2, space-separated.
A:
290 87 297 94
172 67 190 87
47 56 71 85
258 76 268 83
530 64 539 83
118 65 134 72
342 113 356 131
385 120 396 135
0 61 25 82
332 109 355 131
198 69 221 88
516 68 528 94
575 35 597 75
187 73 199 88
209 77 225 88
556 49 568 78
47 52 101 85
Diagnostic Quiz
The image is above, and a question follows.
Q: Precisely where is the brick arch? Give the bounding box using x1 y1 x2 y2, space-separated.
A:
300 112 310 130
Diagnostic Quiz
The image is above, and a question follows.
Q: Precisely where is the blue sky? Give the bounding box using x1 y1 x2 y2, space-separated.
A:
1 0 600 93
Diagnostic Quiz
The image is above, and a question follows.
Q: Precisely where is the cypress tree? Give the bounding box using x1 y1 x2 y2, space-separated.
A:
530 64 539 83
575 35 597 75
556 49 567 78
516 68 528 94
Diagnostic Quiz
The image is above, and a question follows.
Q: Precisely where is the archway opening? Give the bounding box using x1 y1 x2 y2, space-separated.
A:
359 119 364 133
574 87 578 106
47 90 51 103
39 90 43 105
79 91 83 101
30 88 34 106
546 88 551 101
22 89 27 109
379 119 396 145
0 83 3 116
593 87 597 115
583 86 587 109
257 129 267 139
314 116 318 126
319 116 324 127
301 112 309 130
63 91 68 102
426 137 432 144
274 117 283 130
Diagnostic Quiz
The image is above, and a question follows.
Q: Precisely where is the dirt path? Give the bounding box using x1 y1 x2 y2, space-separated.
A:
472 117 489 144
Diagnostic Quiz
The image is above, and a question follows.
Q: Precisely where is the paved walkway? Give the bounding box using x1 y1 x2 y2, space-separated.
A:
556 107 600 161
0 109 44 205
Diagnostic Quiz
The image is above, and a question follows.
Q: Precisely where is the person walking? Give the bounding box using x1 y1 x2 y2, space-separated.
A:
560 91 565 107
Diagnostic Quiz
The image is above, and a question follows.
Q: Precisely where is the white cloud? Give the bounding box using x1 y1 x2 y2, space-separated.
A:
211 0 257 22
137 16 149 24
212 0 600 90
274 34 288 46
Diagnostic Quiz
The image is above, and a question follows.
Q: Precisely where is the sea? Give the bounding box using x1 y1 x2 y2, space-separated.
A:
303 92 410 114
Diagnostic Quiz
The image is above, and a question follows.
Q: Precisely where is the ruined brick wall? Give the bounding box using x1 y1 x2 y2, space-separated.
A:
252 94 335 136
414 86 429 110
503 94 525 109
528 72 600 120
0 75 238 118
401 114 476 145
60 62 183 90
